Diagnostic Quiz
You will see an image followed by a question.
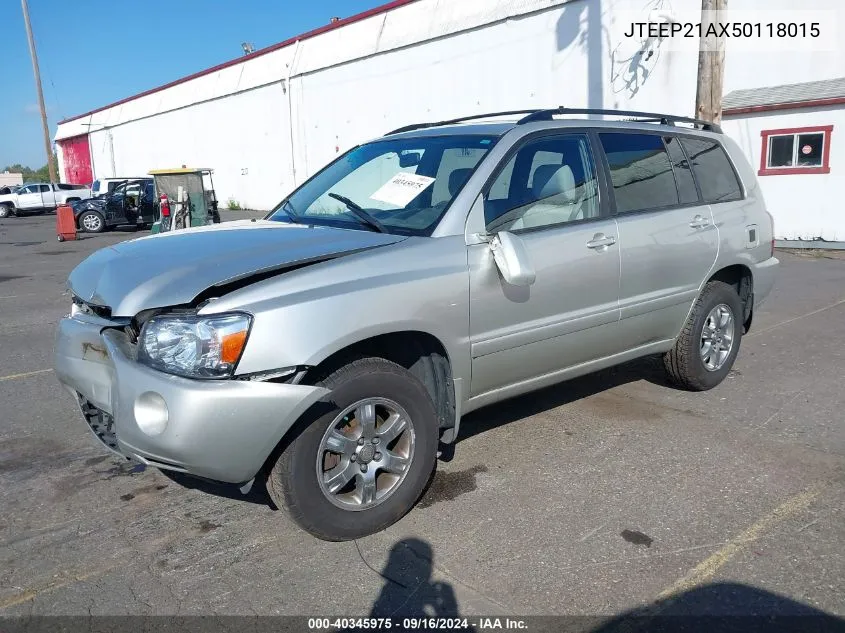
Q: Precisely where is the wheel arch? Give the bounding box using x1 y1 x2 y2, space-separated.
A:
707 263 754 332
300 330 456 436
256 329 457 482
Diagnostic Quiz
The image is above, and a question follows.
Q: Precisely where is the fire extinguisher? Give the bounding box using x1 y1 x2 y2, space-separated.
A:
159 194 171 232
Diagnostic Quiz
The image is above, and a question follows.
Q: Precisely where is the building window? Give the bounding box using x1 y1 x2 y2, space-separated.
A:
759 125 833 176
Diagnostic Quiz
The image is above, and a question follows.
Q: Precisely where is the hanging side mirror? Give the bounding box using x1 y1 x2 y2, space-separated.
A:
489 231 535 287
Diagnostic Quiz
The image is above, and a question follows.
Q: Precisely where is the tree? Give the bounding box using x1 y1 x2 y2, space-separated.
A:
2 156 58 183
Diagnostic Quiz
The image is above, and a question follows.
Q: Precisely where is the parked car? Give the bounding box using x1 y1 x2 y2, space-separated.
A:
91 177 147 199
0 182 91 217
55 108 778 541
72 178 155 233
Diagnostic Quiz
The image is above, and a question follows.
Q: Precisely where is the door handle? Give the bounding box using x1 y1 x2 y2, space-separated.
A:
689 214 711 229
586 233 617 250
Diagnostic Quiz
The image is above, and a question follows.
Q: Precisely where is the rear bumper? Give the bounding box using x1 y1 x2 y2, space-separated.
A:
752 256 779 309
54 315 329 483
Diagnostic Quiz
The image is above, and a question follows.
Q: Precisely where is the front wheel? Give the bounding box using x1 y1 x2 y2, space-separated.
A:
0 205 13 218
266 357 438 541
664 280 743 391
78 210 105 233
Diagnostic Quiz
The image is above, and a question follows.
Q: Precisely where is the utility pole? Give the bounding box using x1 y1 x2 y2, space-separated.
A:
695 0 727 124
21 0 57 183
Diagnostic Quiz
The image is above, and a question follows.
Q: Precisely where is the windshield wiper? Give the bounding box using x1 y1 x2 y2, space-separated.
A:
328 192 388 234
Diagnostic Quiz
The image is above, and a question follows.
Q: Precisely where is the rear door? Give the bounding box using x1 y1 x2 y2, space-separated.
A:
41 184 58 207
598 131 719 348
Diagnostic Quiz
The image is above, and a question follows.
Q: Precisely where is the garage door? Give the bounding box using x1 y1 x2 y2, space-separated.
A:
59 135 93 184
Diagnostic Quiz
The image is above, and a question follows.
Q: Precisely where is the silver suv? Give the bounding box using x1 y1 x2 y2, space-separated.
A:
55 108 778 541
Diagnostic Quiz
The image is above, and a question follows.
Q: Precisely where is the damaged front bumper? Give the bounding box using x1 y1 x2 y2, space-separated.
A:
54 313 329 484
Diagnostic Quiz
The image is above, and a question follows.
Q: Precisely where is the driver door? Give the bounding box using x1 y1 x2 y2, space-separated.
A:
16 185 43 210
122 182 143 225
468 132 622 398
105 183 128 225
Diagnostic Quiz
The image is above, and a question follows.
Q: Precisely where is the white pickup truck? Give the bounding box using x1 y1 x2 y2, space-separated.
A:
0 183 92 217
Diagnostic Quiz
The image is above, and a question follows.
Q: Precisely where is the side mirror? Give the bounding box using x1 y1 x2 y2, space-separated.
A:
489 231 535 287
399 151 421 168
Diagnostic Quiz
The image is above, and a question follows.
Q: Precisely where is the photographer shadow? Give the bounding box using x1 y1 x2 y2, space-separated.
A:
367 538 476 631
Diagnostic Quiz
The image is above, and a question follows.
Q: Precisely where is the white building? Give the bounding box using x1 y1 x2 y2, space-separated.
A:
722 78 845 243
54 0 845 242
0 171 24 188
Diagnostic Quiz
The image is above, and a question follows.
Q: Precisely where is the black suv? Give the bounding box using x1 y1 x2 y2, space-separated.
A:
73 179 156 233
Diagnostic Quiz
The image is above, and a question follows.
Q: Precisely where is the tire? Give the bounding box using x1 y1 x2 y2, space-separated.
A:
664 280 743 391
0 205 13 218
266 357 438 541
78 210 105 233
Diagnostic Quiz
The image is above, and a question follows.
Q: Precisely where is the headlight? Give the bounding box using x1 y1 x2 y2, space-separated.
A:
138 313 252 379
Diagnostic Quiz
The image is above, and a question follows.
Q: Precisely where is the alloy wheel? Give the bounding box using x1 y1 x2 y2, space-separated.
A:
316 398 415 511
700 303 735 371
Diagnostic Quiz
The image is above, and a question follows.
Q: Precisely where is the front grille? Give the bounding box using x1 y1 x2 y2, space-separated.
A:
79 396 120 453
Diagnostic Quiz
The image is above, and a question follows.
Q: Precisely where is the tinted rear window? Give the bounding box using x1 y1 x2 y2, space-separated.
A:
663 136 699 204
599 133 679 213
679 138 743 203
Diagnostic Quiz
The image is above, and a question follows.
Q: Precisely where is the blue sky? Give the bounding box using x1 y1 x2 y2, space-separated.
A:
2 0 382 170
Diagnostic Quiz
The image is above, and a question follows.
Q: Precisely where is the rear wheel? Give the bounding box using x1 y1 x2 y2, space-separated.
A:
664 280 743 391
266 357 438 541
79 210 105 233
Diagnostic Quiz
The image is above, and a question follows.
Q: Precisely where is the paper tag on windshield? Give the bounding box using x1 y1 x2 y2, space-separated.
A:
370 173 436 207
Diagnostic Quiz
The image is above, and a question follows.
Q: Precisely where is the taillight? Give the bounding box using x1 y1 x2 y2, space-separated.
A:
768 211 775 257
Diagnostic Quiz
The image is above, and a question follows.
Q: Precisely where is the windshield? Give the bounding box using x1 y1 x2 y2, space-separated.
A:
267 135 497 235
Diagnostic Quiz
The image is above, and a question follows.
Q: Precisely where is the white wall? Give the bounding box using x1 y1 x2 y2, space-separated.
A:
53 0 845 214
722 105 845 241
87 84 291 210
56 0 706 210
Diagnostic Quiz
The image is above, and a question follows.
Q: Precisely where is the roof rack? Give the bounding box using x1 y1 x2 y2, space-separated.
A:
385 110 544 135
517 107 722 133
385 107 722 136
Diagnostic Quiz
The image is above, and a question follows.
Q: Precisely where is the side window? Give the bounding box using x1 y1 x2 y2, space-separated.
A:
599 133 679 213
40 184 51 193
484 134 600 232
663 136 699 204
679 138 743 203
431 147 487 206
18 185 35 194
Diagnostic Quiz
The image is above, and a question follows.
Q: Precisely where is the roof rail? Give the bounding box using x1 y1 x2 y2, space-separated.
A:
518 107 722 133
385 110 544 135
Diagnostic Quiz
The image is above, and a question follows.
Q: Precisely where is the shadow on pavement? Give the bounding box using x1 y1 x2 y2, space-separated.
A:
158 469 271 506
367 537 474 629
452 354 672 452
591 581 845 633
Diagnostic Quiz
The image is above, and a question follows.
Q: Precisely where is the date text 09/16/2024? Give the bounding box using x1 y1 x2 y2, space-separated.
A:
307 617 528 630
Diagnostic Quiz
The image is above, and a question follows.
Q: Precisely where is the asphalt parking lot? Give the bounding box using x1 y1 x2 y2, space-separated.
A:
1 212 844 622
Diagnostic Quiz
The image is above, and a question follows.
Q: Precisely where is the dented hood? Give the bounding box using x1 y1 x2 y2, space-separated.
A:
68 220 406 316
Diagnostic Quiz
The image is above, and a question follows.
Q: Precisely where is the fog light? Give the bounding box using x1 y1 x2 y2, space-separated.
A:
134 392 169 436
